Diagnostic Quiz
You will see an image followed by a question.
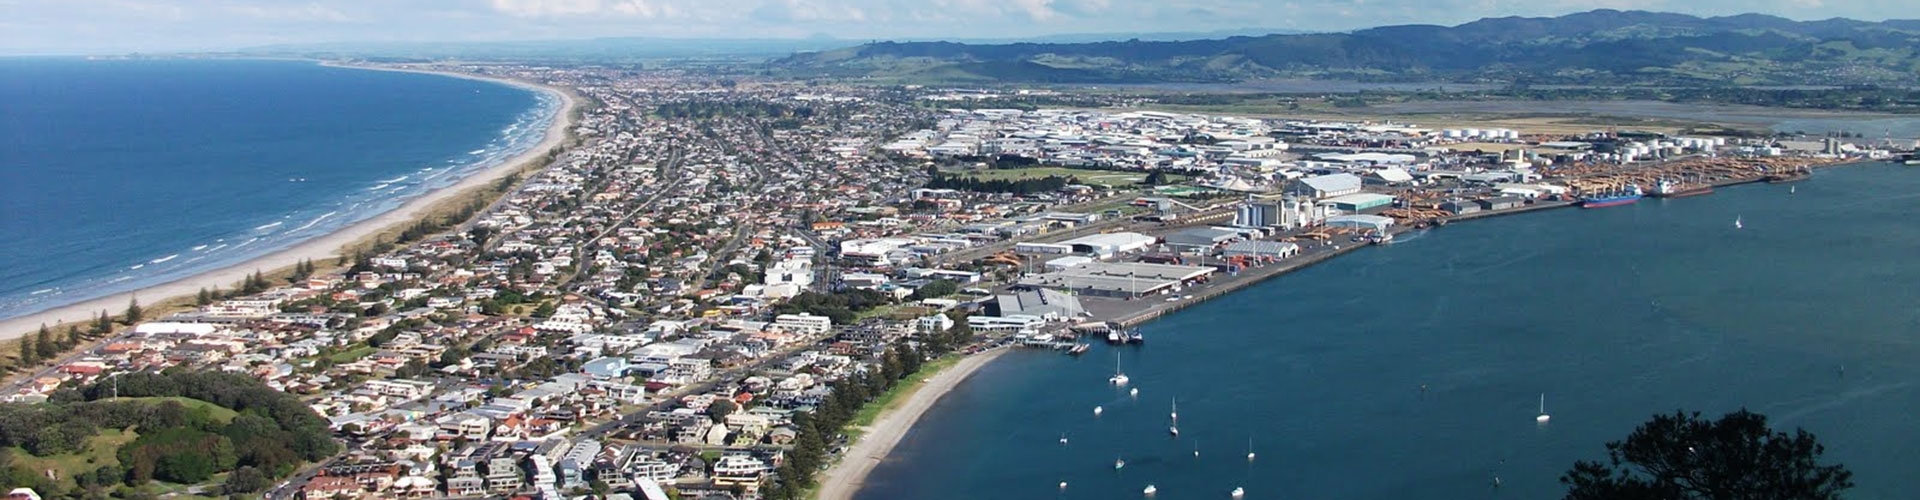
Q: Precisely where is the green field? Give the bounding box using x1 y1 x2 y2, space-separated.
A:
955 167 1188 188
7 429 137 490
327 345 378 363
128 396 240 423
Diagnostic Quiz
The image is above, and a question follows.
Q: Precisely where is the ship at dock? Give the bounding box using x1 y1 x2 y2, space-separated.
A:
1581 184 1643 208
1647 178 1713 198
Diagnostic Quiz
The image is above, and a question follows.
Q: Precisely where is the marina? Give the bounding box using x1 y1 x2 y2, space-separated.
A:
854 163 1920 500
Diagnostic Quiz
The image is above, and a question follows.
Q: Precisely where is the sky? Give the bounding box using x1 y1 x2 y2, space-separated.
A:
0 0 1906 55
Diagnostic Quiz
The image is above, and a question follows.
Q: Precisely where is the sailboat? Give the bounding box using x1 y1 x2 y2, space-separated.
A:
1114 457 1126 470
1536 393 1552 424
1734 216 1744 229
1193 441 1200 458
1110 353 1130 386
1232 487 1246 499
1246 436 1256 462
1143 484 1158 496
1171 398 1179 423
1790 185 1797 194
1059 433 1069 446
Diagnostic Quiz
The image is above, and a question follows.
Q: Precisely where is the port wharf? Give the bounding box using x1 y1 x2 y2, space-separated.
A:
1087 160 1860 329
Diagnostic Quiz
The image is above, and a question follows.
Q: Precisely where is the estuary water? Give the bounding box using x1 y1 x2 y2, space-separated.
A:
858 163 1920 500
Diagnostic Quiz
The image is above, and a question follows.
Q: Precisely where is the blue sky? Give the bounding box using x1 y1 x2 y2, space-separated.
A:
0 0 1903 55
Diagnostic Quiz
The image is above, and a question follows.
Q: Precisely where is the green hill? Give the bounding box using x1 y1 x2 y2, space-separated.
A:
771 9 1920 86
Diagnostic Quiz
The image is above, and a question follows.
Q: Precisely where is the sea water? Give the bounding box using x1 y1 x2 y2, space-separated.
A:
0 58 555 319
858 164 1920 500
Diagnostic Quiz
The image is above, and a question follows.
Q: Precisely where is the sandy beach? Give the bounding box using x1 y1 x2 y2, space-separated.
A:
816 348 1009 500
0 62 578 341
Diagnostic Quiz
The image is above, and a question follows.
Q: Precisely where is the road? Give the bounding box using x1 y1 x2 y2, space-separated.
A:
557 150 686 290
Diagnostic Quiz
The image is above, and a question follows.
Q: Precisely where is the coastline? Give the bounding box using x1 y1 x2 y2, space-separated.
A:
815 347 1009 500
825 159 1873 499
0 62 579 342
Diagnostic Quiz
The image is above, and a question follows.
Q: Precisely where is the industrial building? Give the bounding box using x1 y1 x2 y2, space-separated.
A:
1287 173 1363 198
1058 232 1157 258
1234 197 1328 230
1440 199 1482 215
993 289 1087 321
1014 261 1215 299
1162 227 1242 252
1222 240 1300 259
1477 195 1526 211
1044 255 1095 272
1320 193 1395 212
1325 214 1395 233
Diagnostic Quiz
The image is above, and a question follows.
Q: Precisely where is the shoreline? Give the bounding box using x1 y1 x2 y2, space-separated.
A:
825 159 1874 499
814 347 1010 500
0 62 579 342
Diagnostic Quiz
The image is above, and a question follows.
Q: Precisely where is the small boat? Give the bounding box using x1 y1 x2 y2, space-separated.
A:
1059 433 1069 446
1068 343 1091 355
1107 331 1124 344
1110 353 1130 386
1130 387 1139 398
1734 216 1743 230
1232 487 1245 499
1171 398 1179 423
1126 331 1146 344
1094 406 1104 417
1059 481 1068 490
1169 425 1180 438
1143 484 1157 496
1193 441 1200 458
1115 458 1126 470
1536 393 1552 424
1247 436 1256 462
1790 185 1797 194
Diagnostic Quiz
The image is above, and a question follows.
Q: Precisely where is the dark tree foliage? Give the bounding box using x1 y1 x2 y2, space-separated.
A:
1562 409 1853 500
908 279 958 301
81 370 341 462
773 290 892 325
924 170 1074 195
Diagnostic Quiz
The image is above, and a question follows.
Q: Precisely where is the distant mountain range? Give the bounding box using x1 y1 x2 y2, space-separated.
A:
770 10 1920 86
234 29 1304 61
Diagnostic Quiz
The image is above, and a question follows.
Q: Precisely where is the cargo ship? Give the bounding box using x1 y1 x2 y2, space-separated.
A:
1581 185 1643 208
1647 178 1713 198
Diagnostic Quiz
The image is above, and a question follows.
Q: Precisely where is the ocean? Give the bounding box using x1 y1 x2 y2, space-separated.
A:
0 58 555 320
857 163 1920 500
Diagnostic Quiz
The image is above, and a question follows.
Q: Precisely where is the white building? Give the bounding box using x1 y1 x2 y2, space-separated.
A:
773 313 833 336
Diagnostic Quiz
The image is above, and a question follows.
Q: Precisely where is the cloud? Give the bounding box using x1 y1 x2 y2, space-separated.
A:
4 0 1916 55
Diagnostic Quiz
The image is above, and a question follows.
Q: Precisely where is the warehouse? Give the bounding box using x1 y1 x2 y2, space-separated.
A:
1014 242 1073 255
1014 262 1215 299
1044 255 1095 272
1321 193 1395 212
1287 173 1363 198
1162 227 1241 252
1222 240 1299 259
1477 195 1526 211
1325 214 1395 233
1058 232 1157 258
993 289 1087 321
1439 199 1482 215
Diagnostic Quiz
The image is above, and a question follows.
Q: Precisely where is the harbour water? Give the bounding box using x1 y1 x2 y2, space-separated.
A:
857 163 1920 500
0 59 555 320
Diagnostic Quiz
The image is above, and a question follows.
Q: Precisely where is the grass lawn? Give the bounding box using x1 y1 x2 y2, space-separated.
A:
851 355 962 429
326 345 378 363
121 396 239 423
7 428 138 489
956 166 1189 188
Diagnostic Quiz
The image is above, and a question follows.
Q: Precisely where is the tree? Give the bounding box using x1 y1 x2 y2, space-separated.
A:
65 326 82 350
34 325 56 360
1561 409 1853 500
18 335 35 365
224 466 270 494
908 279 958 301
709 399 737 423
124 298 142 324
196 288 213 306
93 311 113 335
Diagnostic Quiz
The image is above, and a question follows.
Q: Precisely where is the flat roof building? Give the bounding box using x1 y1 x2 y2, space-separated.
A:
1058 232 1157 257
1015 262 1214 298
1321 193 1395 212
1325 214 1395 232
